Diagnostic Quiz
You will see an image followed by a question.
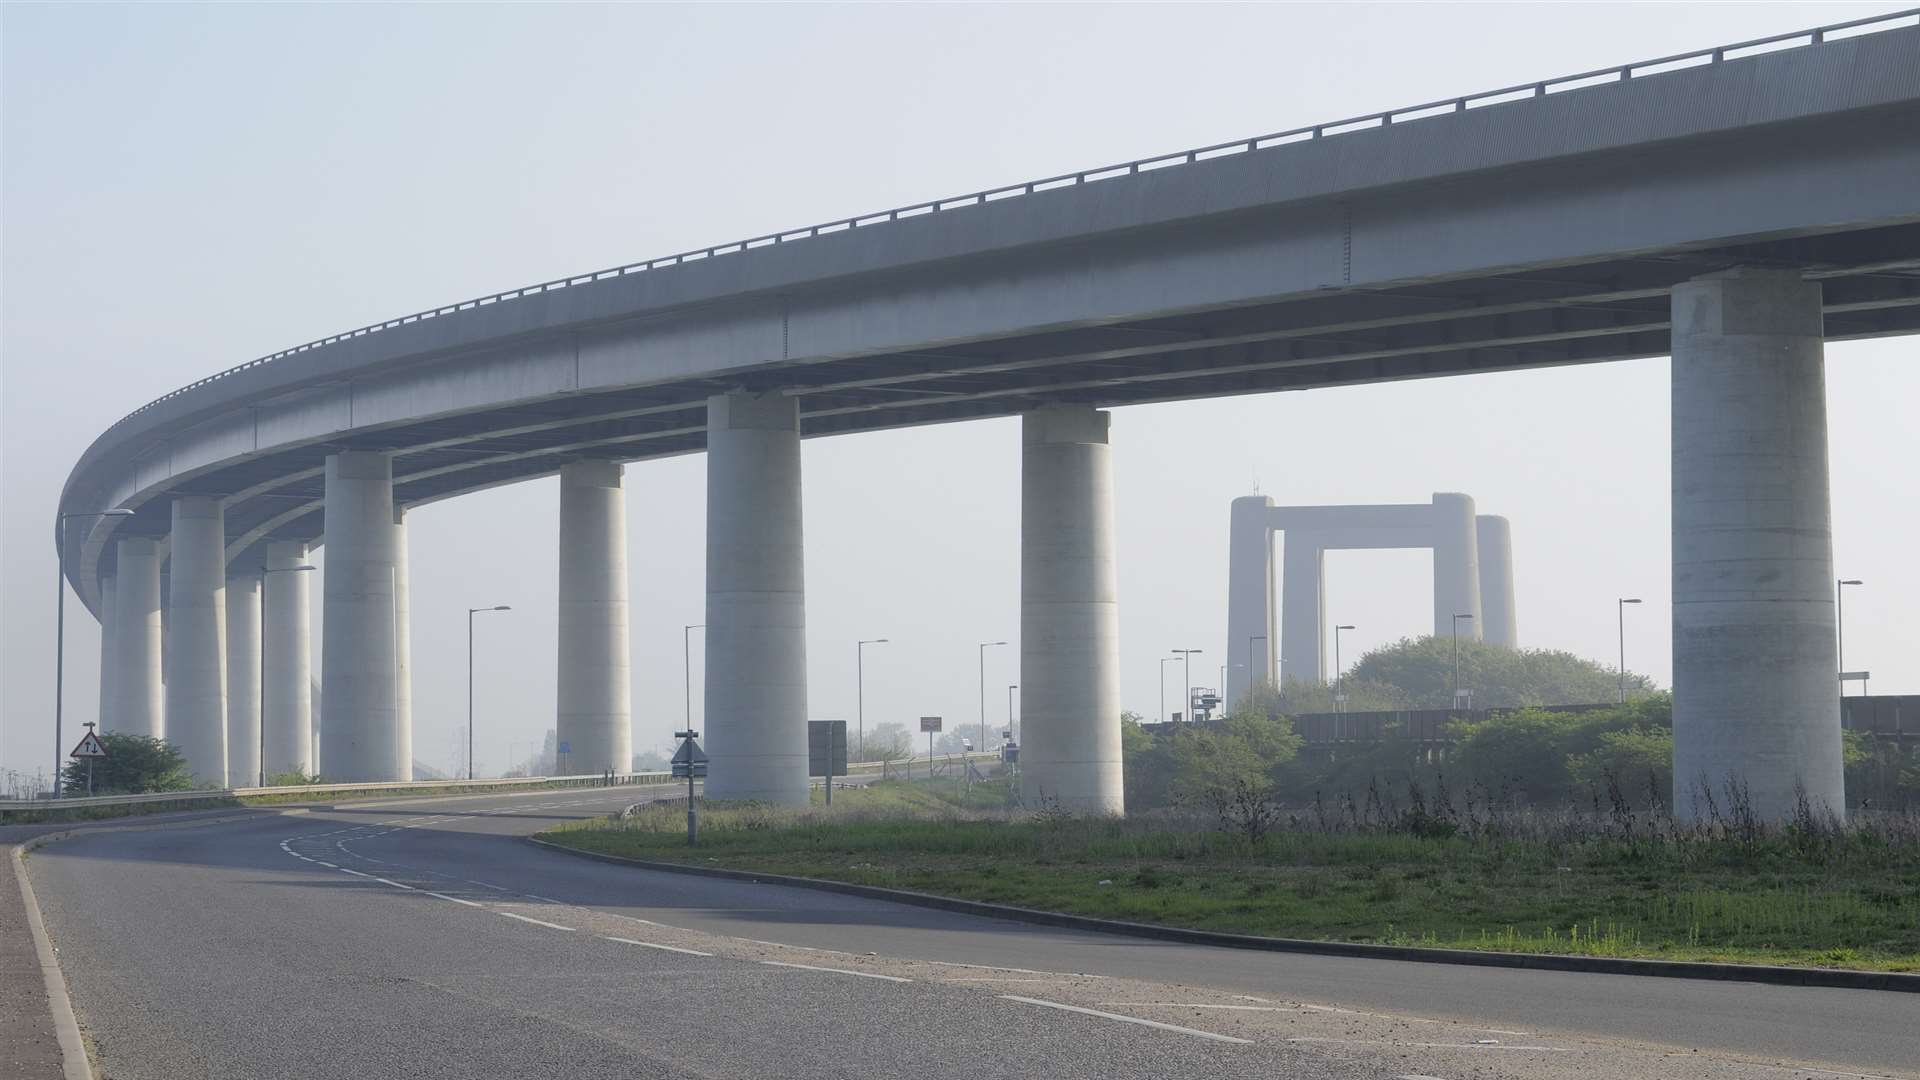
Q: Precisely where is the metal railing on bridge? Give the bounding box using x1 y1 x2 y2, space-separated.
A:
96 8 1920 438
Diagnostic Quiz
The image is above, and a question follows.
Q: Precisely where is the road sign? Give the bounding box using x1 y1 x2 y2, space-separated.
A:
556 740 571 755
70 730 108 759
919 716 942 733
807 720 848 778
670 738 708 778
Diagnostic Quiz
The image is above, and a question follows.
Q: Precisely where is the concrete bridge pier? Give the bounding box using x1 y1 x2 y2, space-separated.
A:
264 541 313 777
167 496 228 788
111 539 164 738
557 460 632 777
226 570 261 787
1280 530 1326 685
96 573 117 729
320 451 404 782
703 392 808 805
394 510 413 782
1671 268 1845 821
1020 405 1123 815
1431 492 1483 642
1476 515 1517 649
1225 495 1276 710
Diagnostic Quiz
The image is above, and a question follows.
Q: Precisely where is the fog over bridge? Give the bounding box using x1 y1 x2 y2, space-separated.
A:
55 13 1920 817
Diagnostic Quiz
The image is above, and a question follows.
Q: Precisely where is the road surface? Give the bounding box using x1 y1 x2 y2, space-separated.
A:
23 784 1916 1079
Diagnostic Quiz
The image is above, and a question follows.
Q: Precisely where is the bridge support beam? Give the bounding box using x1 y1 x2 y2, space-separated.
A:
110 539 164 738
557 461 632 777
1225 495 1275 710
1431 492 1483 642
1671 268 1844 821
1020 405 1123 815
167 496 229 788
1476 515 1518 649
703 392 808 804
264 541 313 778
321 451 404 782
226 570 261 787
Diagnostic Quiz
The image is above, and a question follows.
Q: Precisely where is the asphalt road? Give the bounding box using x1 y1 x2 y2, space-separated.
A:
23 783 1917 1080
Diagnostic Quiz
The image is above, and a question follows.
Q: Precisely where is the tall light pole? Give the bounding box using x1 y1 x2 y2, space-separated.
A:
1159 656 1179 723
468 605 511 779
260 562 316 786
1838 579 1863 698
1247 635 1267 695
978 641 1007 751
857 638 888 756
1007 684 1018 744
1617 598 1643 704
683 623 704 734
1172 649 1202 722
1334 625 1355 714
53 507 135 793
1450 613 1474 710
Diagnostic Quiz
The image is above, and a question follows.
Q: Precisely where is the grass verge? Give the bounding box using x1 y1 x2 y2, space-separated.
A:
543 779 1920 973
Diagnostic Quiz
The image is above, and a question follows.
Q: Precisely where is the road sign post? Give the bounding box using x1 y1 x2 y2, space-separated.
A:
919 717 942 780
671 730 706 845
70 721 108 796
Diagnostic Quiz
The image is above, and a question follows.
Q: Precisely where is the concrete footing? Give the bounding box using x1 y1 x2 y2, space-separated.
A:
1019 405 1123 815
703 392 809 804
320 451 404 782
557 461 633 776
1671 268 1844 820
166 497 228 788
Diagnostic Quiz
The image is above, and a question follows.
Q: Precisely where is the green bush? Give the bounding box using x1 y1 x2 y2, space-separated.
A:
60 733 195 795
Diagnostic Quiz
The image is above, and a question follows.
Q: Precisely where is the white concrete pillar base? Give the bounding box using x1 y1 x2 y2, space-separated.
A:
166 497 228 788
320 451 403 782
264 542 314 778
557 461 633 776
111 539 164 738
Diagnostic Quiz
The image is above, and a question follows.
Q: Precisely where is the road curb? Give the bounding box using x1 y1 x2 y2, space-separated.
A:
525 835 1920 994
9 843 93 1080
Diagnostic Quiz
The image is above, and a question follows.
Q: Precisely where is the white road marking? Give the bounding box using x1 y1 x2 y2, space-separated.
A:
943 977 1073 983
315 861 338 869
524 894 562 904
338 868 371 877
464 879 509 891
999 995 1252 1045
761 960 911 983
1288 1037 1570 1052
1096 1002 1282 1011
604 936 713 957
372 877 416 891
425 891 484 908
498 911 576 931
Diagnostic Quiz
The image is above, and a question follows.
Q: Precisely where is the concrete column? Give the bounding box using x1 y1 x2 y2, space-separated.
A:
226 571 261 787
1430 492 1482 641
165 497 228 788
393 510 413 782
1224 496 1275 710
1671 268 1843 820
557 461 633 776
704 392 808 804
1279 530 1326 684
1476 515 1518 649
320 451 403 782
1019 405 1122 815
97 573 117 730
111 540 164 738
263 541 313 778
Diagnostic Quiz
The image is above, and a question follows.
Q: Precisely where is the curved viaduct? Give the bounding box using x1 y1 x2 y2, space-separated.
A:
55 14 1920 815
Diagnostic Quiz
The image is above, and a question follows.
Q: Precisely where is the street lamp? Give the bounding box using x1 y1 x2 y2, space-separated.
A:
857 638 888 757
1246 635 1267 696
1172 649 1202 722
978 641 1007 752
53 507 135 794
1617 598 1643 704
467 605 511 780
1007 684 1018 744
1450 614 1475 710
259 562 317 786
1838 579 1864 698
1334 625 1356 714
1159 656 1179 723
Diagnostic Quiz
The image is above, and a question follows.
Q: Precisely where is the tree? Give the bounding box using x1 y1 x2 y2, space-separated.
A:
1166 712 1302 834
1345 636 1656 709
858 721 912 763
60 733 195 795
1451 695 1671 804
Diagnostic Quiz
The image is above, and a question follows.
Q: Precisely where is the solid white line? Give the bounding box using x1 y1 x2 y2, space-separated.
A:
761 960 910 983
524 894 562 904
425 891 484 908
999 996 1252 1045
338 867 371 877
1096 1002 1281 1011
315 861 338 869
498 911 576 931
1288 1037 1569 1052
372 877 416 891
604 936 713 957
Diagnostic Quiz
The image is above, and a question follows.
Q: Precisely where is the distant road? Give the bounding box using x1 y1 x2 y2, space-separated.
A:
24 785 1916 1079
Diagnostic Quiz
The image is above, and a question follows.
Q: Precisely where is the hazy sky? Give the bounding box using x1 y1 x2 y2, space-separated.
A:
4 2 1914 782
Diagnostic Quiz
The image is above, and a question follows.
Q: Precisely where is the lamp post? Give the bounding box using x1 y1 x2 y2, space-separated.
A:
53 507 135 793
1334 625 1355 714
467 605 511 779
1247 635 1267 696
1159 657 1179 723
978 641 1007 752
1617 598 1643 704
1838 579 1863 698
1007 684 1018 744
1450 613 1474 710
857 638 888 758
1172 649 1202 722
683 623 704 734
259 562 317 786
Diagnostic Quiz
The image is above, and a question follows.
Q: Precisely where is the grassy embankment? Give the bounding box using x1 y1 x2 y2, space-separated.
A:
545 777 1920 972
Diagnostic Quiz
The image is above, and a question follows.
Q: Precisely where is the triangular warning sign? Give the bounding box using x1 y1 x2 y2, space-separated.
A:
70 730 109 759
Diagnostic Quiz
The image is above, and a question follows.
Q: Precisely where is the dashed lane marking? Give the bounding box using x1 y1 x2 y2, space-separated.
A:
1096 1002 1283 1011
761 960 911 983
604 937 713 957
425 892 484 908
999 995 1252 1045
498 911 576 932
